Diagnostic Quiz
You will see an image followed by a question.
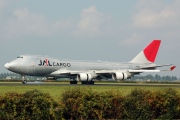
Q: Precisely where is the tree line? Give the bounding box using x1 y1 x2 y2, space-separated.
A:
130 74 178 81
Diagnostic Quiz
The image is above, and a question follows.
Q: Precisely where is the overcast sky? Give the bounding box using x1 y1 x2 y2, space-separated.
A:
0 0 179 77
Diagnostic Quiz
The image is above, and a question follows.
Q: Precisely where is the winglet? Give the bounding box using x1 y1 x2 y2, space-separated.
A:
161 66 176 71
170 66 176 71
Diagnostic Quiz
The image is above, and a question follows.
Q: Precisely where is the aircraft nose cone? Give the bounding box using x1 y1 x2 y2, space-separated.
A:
4 63 9 69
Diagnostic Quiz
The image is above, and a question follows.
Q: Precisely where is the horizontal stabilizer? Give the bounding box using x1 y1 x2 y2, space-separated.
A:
129 70 160 73
140 64 173 69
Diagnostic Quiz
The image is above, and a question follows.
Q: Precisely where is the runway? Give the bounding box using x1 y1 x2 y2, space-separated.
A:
0 82 180 87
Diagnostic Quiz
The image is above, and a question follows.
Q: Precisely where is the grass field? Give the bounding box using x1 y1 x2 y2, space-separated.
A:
1 82 180 101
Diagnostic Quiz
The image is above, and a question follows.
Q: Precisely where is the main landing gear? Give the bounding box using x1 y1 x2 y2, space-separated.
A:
81 81 94 85
69 80 95 85
70 81 78 84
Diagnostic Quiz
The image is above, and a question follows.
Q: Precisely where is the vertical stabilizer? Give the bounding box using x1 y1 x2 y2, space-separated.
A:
130 40 161 63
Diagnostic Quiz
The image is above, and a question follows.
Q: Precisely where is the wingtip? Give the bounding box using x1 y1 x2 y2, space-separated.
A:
170 66 176 71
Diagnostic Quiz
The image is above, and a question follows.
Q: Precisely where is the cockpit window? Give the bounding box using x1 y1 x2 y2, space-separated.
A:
17 56 23 58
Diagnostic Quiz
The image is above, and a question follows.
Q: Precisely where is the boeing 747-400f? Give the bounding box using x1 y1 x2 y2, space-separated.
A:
4 40 176 84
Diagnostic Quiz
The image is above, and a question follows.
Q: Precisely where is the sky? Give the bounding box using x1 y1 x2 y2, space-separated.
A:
0 0 179 77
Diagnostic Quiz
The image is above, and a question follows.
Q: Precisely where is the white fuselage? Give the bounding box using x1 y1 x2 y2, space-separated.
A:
4 55 154 78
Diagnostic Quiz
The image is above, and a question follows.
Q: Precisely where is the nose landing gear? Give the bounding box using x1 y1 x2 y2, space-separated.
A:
21 75 27 84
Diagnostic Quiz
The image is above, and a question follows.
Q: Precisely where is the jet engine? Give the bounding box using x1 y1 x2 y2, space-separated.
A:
76 73 92 81
112 72 128 80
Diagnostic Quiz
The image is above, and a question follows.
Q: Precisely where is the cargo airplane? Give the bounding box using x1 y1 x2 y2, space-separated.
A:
4 40 176 84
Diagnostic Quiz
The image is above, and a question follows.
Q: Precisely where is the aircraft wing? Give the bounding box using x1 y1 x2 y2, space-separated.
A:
50 69 81 75
50 65 176 76
95 65 176 73
129 65 175 73
140 64 173 69
48 65 176 81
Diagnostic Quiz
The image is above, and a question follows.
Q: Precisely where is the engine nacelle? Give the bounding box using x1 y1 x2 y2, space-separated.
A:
112 72 128 80
76 73 92 81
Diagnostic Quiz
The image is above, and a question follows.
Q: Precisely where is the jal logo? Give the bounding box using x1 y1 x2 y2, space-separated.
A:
38 59 51 66
38 59 71 67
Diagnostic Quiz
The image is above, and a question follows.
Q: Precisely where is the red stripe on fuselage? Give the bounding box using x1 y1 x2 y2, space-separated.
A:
45 59 48 66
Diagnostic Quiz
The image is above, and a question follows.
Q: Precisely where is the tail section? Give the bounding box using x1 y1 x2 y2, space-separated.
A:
130 40 161 63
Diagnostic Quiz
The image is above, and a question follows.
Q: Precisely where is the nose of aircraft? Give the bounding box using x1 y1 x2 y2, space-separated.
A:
4 63 10 69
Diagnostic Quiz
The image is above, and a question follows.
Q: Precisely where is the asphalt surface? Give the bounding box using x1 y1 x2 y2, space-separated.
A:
0 82 180 87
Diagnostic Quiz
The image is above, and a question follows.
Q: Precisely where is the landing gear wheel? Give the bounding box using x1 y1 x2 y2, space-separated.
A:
70 81 77 84
81 81 88 84
21 75 27 84
81 81 94 85
89 81 94 85
22 80 27 84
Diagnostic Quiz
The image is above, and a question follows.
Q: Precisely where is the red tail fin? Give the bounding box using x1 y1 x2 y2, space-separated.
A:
131 40 161 63
143 40 161 63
